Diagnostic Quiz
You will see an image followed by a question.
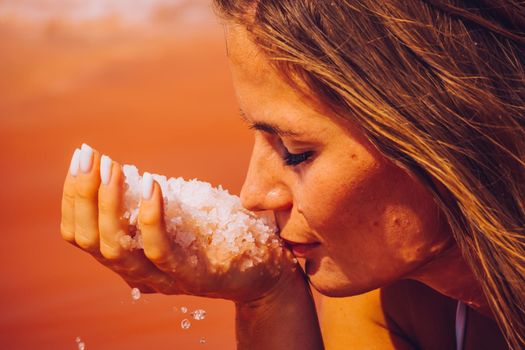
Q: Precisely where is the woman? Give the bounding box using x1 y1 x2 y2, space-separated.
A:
60 1 525 349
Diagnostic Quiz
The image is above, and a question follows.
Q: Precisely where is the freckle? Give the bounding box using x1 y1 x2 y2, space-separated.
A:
373 221 379 227
350 154 357 160
393 218 400 225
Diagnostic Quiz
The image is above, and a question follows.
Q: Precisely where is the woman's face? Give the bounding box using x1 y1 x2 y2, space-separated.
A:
227 25 454 296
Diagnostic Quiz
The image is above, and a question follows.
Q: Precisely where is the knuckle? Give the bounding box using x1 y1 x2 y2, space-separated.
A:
100 243 123 262
60 223 75 242
98 193 116 213
75 180 99 200
98 181 120 210
75 234 99 252
139 204 160 226
144 246 168 264
62 190 76 205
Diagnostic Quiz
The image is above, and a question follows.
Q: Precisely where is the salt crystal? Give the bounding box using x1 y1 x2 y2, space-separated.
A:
131 287 141 301
180 306 188 314
191 309 206 321
189 255 198 266
75 337 85 350
117 164 285 273
199 337 206 344
181 319 191 330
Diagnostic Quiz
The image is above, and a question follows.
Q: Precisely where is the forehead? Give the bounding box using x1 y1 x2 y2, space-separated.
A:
225 24 275 86
225 25 328 133
224 23 374 147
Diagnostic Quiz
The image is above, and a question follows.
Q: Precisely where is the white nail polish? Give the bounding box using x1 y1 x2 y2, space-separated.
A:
142 172 153 200
100 155 112 185
80 143 93 173
69 148 80 176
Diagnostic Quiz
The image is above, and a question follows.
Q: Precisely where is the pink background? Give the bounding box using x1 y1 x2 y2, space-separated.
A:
1 1 250 349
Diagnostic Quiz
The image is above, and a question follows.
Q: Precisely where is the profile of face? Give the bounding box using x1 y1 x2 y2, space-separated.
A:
226 25 454 297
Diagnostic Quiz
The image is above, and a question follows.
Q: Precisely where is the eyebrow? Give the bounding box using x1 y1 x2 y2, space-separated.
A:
239 109 303 137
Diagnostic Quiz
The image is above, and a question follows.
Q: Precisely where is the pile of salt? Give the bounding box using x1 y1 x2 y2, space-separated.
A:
118 165 284 273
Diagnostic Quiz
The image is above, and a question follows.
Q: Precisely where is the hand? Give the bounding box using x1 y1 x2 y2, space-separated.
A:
60 144 299 302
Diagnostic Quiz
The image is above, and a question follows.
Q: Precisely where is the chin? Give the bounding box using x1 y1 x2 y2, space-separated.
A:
306 262 377 297
308 277 376 297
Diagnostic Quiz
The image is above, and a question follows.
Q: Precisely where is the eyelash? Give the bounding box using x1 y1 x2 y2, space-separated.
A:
283 150 314 166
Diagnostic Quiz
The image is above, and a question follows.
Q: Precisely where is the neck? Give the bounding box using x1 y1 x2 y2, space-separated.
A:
408 242 494 319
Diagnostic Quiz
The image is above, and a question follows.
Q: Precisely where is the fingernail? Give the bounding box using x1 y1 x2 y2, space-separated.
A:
142 172 153 200
69 148 80 176
100 155 112 185
80 143 93 173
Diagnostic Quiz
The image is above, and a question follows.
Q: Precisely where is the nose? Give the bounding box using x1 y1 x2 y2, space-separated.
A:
240 138 292 212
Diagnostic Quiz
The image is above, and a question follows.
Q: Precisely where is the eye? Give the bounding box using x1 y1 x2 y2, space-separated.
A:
283 150 314 166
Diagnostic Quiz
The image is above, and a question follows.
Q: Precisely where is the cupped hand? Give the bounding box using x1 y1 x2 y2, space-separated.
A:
60 144 299 302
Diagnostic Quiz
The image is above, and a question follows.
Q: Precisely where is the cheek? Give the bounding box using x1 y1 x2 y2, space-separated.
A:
298 151 386 239
298 157 452 293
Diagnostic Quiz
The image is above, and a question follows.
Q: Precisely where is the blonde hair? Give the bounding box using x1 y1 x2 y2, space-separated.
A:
214 0 525 348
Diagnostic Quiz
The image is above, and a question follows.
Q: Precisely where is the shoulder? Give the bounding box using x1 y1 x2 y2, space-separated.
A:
380 280 509 350
379 279 458 349
319 280 457 349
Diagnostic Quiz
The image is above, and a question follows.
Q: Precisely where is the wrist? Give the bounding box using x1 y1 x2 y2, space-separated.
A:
235 267 324 350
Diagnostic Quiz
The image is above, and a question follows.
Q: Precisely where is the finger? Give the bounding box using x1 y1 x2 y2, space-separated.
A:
98 157 128 260
139 173 179 270
99 164 180 293
60 148 81 243
74 143 101 253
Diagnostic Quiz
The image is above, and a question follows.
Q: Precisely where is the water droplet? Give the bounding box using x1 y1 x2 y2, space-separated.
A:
131 287 141 301
191 309 207 321
199 337 206 344
181 318 191 330
180 306 188 314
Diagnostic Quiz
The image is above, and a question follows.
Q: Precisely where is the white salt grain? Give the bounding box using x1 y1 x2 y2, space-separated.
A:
75 337 85 350
131 287 141 301
191 309 206 321
199 337 206 344
180 306 188 314
181 319 191 330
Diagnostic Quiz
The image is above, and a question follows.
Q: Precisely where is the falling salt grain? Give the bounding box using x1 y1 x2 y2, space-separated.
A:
180 306 188 314
131 287 141 301
199 337 206 344
191 309 207 321
181 319 191 330
75 337 85 350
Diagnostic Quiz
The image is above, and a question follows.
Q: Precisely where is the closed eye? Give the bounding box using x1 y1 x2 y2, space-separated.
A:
283 150 314 166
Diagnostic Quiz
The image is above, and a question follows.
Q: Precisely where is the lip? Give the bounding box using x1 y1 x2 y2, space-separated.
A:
281 238 320 258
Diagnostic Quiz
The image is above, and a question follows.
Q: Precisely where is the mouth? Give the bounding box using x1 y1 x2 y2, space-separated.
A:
281 237 321 258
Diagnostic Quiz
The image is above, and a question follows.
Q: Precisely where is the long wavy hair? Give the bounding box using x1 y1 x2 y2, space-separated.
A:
214 0 525 348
